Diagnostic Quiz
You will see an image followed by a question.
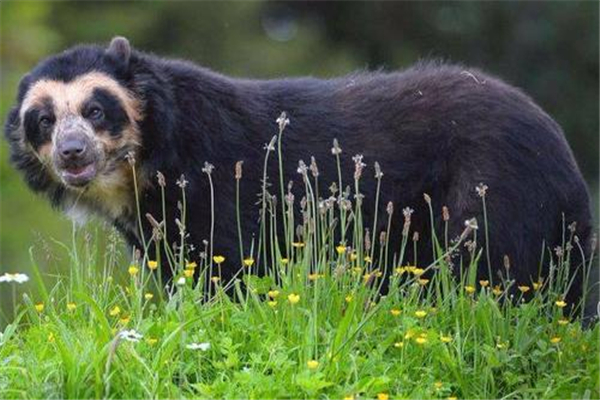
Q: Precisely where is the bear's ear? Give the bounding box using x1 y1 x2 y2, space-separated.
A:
106 36 131 69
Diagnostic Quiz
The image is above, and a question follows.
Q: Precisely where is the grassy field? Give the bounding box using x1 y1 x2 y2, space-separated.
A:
0 127 598 399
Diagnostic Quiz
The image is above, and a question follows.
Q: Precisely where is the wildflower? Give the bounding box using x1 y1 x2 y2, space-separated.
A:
479 280 489 287
475 183 488 197
345 295 353 303
67 302 77 312
336 245 346 254
349 252 358 261
281 258 289 265
213 255 225 264
184 269 194 278
144 293 154 300
109 306 121 316
405 266 417 274
532 280 543 290
415 337 427 345
555 300 567 308
146 337 158 346
176 277 186 286
412 268 425 276
550 336 561 344
0 273 29 283
448 396 458 400
186 342 211 351
119 315 131 324
364 256 372 263
404 330 415 339
492 285 502 296
518 285 530 293
211 276 220 283
440 335 452 343
292 242 305 248
465 285 476 294
243 258 255 267
267 301 278 308
186 261 198 269
128 265 139 276
393 341 404 348
35 303 44 313
418 279 429 286
307 360 319 370
377 393 389 400
288 293 300 304
395 267 406 275
390 308 401 317
118 329 143 342
147 260 158 270
344 396 355 400
558 318 569 326
415 310 427 318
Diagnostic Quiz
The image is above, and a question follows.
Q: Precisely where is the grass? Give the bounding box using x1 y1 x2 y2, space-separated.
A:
0 117 598 399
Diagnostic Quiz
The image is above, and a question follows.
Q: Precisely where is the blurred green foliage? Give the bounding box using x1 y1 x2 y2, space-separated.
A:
1 1 598 276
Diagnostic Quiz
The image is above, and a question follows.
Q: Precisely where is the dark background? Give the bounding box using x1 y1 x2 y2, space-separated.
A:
0 1 598 281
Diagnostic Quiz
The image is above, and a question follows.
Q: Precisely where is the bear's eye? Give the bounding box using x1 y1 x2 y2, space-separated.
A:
88 107 104 121
39 115 54 129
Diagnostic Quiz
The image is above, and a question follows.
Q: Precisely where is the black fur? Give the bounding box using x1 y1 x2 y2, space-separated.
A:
4 40 594 306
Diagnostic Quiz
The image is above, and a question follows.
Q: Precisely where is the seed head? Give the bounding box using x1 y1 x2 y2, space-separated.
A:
202 162 214 175
235 161 243 180
309 156 319 178
352 154 366 180
386 201 394 216
423 193 431 204
374 161 383 179
331 138 342 155
442 206 450 221
276 111 290 131
176 174 188 189
156 171 166 187
475 183 488 197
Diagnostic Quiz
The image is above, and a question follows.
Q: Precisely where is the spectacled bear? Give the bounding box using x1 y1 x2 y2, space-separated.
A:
4 37 594 306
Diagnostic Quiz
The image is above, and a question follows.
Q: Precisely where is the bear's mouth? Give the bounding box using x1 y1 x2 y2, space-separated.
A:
60 163 97 187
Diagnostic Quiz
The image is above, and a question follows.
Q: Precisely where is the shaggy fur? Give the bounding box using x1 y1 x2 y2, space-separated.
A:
4 38 593 304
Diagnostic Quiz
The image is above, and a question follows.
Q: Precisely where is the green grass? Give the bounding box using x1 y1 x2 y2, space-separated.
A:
0 124 598 399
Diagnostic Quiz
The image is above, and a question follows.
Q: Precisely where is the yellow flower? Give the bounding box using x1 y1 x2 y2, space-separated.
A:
267 301 278 308
479 280 489 287
119 315 130 324
555 300 567 308
35 303 44 313
532 279 543 290
146 337 158 346
336 245 347 254
213 255 225 264
440 335 452 343
344 396 355 400
66 302 77 312
109 305 121 316
412 268 425 276
280 258 289 265
415 337 427 345
128 265 139 276
404 330 415 339
465 285 476 294
390 308 401 317
268 290 280 298
518 285 530 293
393 341 404 348
307 359 319 369
395 267 406 275
364 256 372 263
243 258 255 267
550 336 561 344
47 333 55 343
288 293 300 304
184 269 194 278
345 295 353 303
405 266 417 273
492 285 502 296
415 310 427 318
147 260 158 270
418 278 429 286
448 396 458 400
211 276 220 283
144 293 154 300
557 318 569 326
185 261 198 269
377 393 389 400
349 252 358 261
435 382 443 389
292 242 305 248
308 273 323 281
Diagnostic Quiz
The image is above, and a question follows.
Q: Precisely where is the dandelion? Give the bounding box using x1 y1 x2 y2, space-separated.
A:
550 336 562 344
336 245 346 255
109 306 121 316
345 295 353 303
555 300 567 308
243 258 255 267
146 337 158 346
418 279 429 286
118 329 143 342
0 273 29 283
184 269 194 278
415 310 427 318
393 341 404 348
288 293 300 304
147 260 158 270
186 342 211 351
518 285 530 293
267 301 278 308
280 258 289 265
492 285 502 296
213 255 225 264
558 318 569 326
479 280 489 287
307 360 319 370
186 261 198 269
67 302 77 312
390 309 401 317
176 277 186 286
377 393 389 400
465 285 476 294
35 303 44 313
128 265 139 276
144 293 154 300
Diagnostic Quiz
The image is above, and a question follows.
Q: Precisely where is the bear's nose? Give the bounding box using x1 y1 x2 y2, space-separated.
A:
58 139 87 160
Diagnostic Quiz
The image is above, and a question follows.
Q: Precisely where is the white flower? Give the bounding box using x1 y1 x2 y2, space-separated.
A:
0 273 29 284
118 329 143 342
186 342 211 351
176 277 186 286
